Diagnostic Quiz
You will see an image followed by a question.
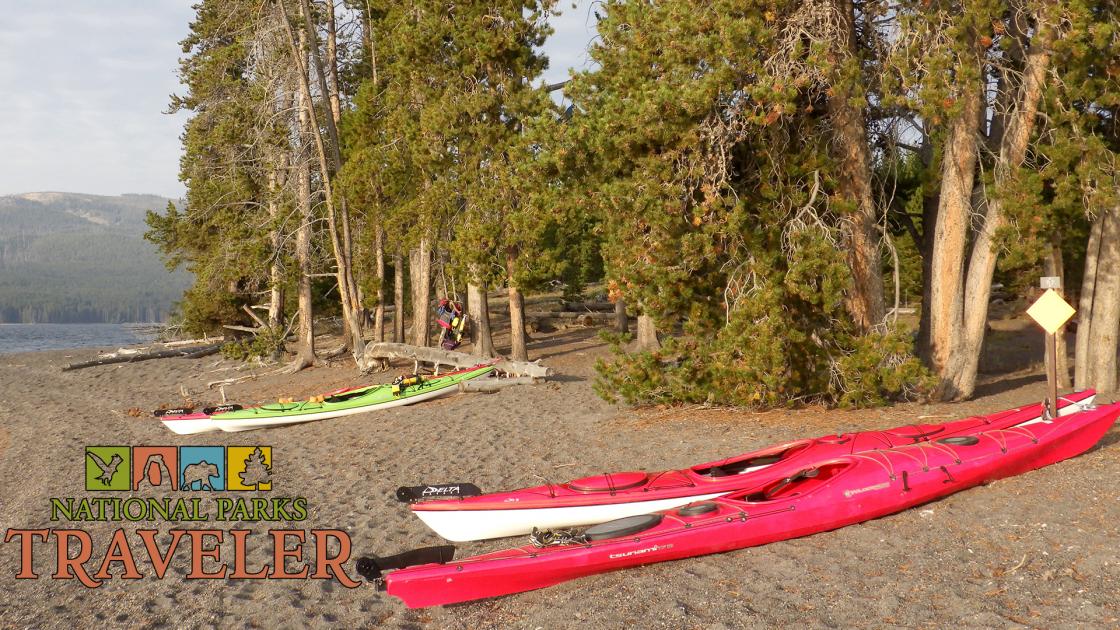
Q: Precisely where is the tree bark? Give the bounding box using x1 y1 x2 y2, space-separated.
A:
635 313 660 352
393 252 405 343
279 0 365 366
614 299 629 333
1081 209 1120 392
409 238 432 347
508 284 528 361
942 34 1052 399
828 0 884 332
1075 215 1104 388
292 123 315 370
266 166 285 334
927 86 984 380
324 0 342 125
374 229 386 342
467 281 494 357
287 42 316 372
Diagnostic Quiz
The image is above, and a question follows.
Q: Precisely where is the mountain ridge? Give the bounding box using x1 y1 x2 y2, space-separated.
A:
0 191 191 323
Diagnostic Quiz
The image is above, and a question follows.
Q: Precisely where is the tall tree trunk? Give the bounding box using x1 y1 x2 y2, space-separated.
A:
409 238 432 347
943 35 1052 399
373 229 386 342
829 0 884 332
614 299 629 334
266 166 285 334
292 135 315 370
508 285 528 361
467 280 494 357
325 0 342 125
1075 215 1105 388
279 0 365 366
393 253 405 343
1042 235 1070 388
635 313 660 352
1079 209 1120 391
317 0 362 332
927 86 984 381
916 191 938 362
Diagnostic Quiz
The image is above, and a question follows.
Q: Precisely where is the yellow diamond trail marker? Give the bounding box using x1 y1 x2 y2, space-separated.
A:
1027 289 1075 335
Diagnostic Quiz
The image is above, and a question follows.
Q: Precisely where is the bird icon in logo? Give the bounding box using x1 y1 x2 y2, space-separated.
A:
86 450 123 486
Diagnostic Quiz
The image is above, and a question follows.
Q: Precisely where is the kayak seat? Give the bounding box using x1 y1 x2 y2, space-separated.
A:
584 514 663 541
937 436 980 446
677 502 719 517
742 462 851 502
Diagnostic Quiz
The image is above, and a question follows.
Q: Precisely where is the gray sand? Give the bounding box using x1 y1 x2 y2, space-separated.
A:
1 327 1117 628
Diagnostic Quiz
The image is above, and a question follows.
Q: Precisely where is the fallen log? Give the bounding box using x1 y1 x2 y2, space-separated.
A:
458 376 537 393
361 342 552 378
559 300 615 312
163 336 224 348
62 343 224 371
526 310 622 322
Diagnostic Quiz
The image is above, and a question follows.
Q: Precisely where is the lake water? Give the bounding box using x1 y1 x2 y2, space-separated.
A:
0 323 159 355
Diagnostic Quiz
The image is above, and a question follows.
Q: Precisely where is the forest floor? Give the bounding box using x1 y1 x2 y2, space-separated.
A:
0 312 1117 629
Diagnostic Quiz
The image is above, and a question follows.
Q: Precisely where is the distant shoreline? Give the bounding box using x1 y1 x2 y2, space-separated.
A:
0 322 159 355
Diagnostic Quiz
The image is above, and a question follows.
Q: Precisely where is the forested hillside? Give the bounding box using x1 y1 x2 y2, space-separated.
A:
0 192 191 323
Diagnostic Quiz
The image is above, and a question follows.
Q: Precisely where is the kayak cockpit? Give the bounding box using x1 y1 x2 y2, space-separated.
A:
737 461 853 502
691 440 813 478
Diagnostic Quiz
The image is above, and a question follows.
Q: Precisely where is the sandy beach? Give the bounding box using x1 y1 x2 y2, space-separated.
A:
1 324 1118 629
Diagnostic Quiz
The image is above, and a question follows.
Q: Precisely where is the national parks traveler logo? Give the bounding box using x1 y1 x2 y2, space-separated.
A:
83 445 271 491
7 442 362 589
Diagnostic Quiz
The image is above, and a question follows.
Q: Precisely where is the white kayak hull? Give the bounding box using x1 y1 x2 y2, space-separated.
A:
414 492 728 542
161 417 218 435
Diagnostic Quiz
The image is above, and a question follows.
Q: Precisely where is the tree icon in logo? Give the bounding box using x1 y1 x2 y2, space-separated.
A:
227 446 272 491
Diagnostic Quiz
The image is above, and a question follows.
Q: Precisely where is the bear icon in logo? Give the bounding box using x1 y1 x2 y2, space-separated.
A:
182 461 220 491
179 446 226 491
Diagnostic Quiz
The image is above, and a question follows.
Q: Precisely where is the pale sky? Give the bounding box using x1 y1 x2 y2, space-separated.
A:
0 1 597 199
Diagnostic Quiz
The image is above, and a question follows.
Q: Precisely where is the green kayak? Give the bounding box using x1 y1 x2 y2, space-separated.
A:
159 363 496 434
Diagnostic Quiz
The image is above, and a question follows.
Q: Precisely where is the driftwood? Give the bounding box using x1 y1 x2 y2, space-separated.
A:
458 376 537 392
223 324 262 334
163 336 223 348
361 342 552 378
241 304 269 329
62 343 223 371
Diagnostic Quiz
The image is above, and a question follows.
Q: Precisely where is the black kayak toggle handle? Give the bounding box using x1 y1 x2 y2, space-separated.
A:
395 483 483 503
356 545 457 585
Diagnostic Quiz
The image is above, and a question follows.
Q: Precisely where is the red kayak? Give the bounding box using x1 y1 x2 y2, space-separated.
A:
406 391 1097 540
361 400 1120 608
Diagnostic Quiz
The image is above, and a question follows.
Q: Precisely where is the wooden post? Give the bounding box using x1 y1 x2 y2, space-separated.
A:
1046 331 1058 418
1036 276 1066 418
